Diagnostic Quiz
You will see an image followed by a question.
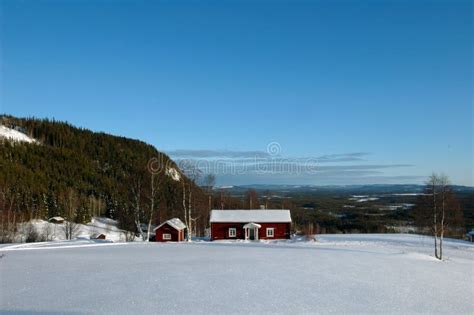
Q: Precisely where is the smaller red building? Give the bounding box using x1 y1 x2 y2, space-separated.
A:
210 210 292 241
154 218 186 242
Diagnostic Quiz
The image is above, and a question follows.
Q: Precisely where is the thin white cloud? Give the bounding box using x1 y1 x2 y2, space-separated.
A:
168 148 415 185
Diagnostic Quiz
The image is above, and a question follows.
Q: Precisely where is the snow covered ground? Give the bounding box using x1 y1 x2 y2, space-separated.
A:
0 234 472 314
0 125 37 143
14 217 131 243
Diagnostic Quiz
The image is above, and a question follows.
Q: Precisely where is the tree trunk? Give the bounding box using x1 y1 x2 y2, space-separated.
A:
146 174 155 242
440 188 446 260
146 218 152 242
132 179 145 241
439 231 443 260
432 182 439 259
183 182 189 241
188 184 192 242
134 204 144 241
135 218 144 241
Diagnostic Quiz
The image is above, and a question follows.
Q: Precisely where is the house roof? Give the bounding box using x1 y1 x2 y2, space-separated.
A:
91 233 106 238
48 216 65 221
210 210 291 223
243 222 262 229
154 218 186 231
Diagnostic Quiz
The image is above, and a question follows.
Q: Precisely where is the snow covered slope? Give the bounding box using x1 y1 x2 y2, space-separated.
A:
14 217 130 243
0 125 36 143
166 167 181 181
0 234 472 314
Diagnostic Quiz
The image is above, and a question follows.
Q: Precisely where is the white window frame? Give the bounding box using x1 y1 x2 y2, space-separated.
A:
163 233 172 240
266 228 275 238
228 228 237 237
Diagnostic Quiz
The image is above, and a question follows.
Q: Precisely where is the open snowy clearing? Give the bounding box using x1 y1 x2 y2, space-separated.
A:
1 234 472 314
0 125 37 143
11 217 134 243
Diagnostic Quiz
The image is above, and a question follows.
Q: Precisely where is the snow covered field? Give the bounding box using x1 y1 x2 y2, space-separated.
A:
1 234 472 314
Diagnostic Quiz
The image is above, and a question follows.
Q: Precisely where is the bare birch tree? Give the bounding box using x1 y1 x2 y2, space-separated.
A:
202 174 215 212
263 190 271 209
145 171 161 242
429 174 439 258
437 174 463 259
63 189 79 240
0 186 17 243
245 189 259 209
131 176 145 241
180 161 201 242
414 173 464 260
201 174 215 234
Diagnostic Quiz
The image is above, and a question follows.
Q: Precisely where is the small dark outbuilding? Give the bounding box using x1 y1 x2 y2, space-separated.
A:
91 233 106 240
48 216 65 224
466 230 474 242
154 218 186 242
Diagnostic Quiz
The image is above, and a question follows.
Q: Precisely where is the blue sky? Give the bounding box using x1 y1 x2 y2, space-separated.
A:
1 0 472 186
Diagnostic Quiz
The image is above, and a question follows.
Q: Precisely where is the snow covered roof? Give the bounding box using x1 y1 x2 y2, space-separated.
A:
243 222 262 229
154 218 186 231
91 233 106 239
210 210 291 223
48 216 65 222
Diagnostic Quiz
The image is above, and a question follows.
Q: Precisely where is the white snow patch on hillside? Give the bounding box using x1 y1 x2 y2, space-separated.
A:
393 193 426 196
215 185 234 189
349 195 379 202
0 125 37 143
0 234 472 314
166 167 181 181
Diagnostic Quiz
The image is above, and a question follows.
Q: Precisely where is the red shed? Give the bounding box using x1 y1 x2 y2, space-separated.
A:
210 210 291 241
154 218 186 242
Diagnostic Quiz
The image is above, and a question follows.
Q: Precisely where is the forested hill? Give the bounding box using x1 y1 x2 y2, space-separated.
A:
0 115 207 233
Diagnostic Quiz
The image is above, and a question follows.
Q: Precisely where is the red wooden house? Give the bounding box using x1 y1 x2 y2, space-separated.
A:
154 218 186 242
210 210 292 241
